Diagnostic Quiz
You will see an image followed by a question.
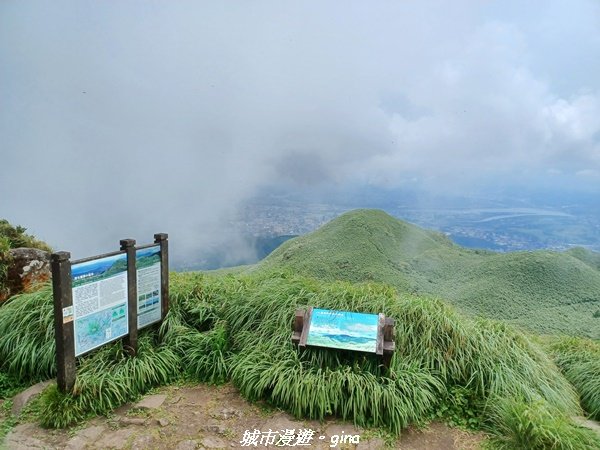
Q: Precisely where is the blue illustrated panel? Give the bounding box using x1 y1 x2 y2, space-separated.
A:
306 308 379 353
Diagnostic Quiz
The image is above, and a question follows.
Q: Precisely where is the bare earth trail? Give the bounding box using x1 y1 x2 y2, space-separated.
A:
3 383 485 450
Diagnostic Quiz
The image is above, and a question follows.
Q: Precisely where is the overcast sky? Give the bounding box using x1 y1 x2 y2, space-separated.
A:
1 1 599 258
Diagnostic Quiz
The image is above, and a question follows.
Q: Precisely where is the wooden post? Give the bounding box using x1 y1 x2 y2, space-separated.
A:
382 317 396 368
376 313 385 356
120 239 137 357
292 309 305 345
298 307 313 349
51 251 76 393
154 233 169 320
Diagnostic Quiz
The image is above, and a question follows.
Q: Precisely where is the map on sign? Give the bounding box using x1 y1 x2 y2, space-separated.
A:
72 253 129 356
306 308 379 353
136 246 162 328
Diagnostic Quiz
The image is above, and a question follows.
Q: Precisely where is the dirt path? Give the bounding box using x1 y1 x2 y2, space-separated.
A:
3 383 486 449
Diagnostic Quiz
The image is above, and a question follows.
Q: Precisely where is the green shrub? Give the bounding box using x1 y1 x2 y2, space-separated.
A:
0 219 51 300
431 385 484 429
184 271 580 433
0 236 11 300
548 337 600 420
0 270 584 436
0 220 51 252
487 397 600 449
38 333 179 428
0 371 27 399
0 285 55 380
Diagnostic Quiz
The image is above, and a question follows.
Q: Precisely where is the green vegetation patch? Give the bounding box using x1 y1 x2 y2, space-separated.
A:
0 286 55 380
252 209 600 339
0 219 52 300
38 333 179 428
0 270 587 437
547 336 600 420
176 271 580 434
487 397 600 449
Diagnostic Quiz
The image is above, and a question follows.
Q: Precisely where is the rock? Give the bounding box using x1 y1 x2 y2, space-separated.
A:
356 437 385 449
573 416 600 436
218 408 241 420
119 417 147 426
65 425 106 450
4 423 55 449
175 439 198 450
202 424 226 434
201 436 227 448
11 380 53 416
267 413 304 433
170 395 183 404
130 434 156 450
93 428 135 449
135 394 167 410
158 417 170 427
4 248 51 300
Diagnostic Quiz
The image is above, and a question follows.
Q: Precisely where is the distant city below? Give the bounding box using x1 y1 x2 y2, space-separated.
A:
235 202 600 253
173 187 600 271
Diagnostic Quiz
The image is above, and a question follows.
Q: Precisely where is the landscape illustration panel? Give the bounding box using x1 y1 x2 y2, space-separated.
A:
306 308 378 353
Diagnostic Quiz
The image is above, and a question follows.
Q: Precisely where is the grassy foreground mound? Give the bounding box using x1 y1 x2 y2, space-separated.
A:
547 337 600 420
487 397 600 450
253 209 600 339
2 271 597 448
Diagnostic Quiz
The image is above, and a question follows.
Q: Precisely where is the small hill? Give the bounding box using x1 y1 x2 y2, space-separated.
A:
253 209 600 339
567 246 600 271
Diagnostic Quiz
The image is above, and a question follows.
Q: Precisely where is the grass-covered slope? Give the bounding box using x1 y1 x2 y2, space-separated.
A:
547 336 600 420
0 275 588 431
567 247 600 271
254 209 600 338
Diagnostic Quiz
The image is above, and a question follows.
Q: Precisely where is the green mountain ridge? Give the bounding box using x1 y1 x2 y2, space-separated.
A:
249 209 600 339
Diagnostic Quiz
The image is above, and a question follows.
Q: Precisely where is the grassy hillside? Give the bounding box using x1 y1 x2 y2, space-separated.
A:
4 273 600 449
546 336 600 420
567 246 600 271
253 209 600 339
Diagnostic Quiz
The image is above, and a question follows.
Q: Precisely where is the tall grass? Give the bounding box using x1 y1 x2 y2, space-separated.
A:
486 397 600 449
187 271 580 433
0 285 55 380
547 336 600 420
0 270 585 437
38 333 179 427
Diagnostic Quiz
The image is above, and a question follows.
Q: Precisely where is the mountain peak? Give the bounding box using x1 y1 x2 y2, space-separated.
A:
256 208 600 339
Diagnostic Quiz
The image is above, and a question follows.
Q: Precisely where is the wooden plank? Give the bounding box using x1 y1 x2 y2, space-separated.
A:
291 308 304 345
376 313 385 355
383 317 395 341
51 251 76 393
121 239 138 357
154 233 169 320
298 306 313 348
382 316 395 368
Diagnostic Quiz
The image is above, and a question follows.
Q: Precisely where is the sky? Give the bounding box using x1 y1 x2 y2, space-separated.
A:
1 1 599 259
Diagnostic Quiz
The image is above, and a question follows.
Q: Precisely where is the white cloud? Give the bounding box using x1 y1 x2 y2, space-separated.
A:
1 0 599 256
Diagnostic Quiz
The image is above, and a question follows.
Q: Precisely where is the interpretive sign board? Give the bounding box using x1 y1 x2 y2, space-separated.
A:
292 306 396 367
72 253 129 356
306 308 379 353
136 245 161 328
51 233 169 393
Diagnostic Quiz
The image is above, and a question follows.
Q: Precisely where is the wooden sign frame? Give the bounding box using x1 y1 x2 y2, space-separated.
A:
51 233 169 393
292 306 396 367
